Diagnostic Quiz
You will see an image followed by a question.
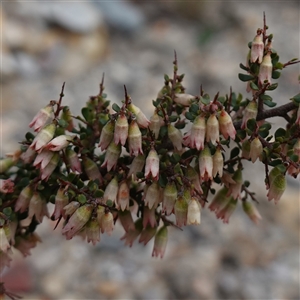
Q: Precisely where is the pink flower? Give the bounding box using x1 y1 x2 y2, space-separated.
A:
249 137 263 163
143 205 157 228
40 152 60 181
14 233 41 257
117 181 130 211
127 154 145 179
199 146 213 181
187 198 201 225
33 150 54 169
145 148 159 180
144 182 160 209
216 197 237 223
65 148 82 173
120 218 143 247
152 226 168 258
267 171 286 204
184 116 206 150
241 101 258 129
0 179 14 193
85 218 100 245
149 111 164 138
44 135 74 151
118 209 135 232
100 212 114 235
114 113 128 146
227 168 243 199
29 104 53 132
218 110 236 140
83 157 103 182
103 176 119 204
21 147 36 164
250 33 264 63
258 52 272 86
15 185 33 213
99 120 114 150
139 225 157 245
51 187 69 220
242 201 262 224
168 124 183 151
206 114 219 145
128 103 150 128
162 182 177 216
209 187 231 214
30 123 56 152
128 120 143 156
212 148 224 178
174 93 195 106
101 141 121 172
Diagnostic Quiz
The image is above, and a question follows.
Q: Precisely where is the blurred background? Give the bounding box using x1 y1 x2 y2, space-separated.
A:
1 1 299 299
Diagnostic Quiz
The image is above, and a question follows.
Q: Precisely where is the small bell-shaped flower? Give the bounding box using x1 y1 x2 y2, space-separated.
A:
206 114 219 145
250 32 264 63
30 123 56 152
65 148 82 173
199 146 213 181
145 148 159 180
40 152 60 181
212 148 224 178
0 227 11 253
103 176 119 204
85 218 100 245
51 187 69 220
218 110 236 140
267 170 286 203
100 211 114 235
118 210 135 232
128 120 143 156
184 115 206 150
187 197 201 225
99 120 114 150
21 146 36 164
144 181 160 209
209 187 231 215
152 226 168 259
128 103 150 128
242 201 262 224
149 111 163 138
185 166 203 195
14 233 41 257
127 154 145 178
120 218 143 247
241 101 258 129
139 225 157 246
249 137 263 163
241 140 251 159
216 197 237 223
0 179 14 194
143 205 157 228
174 196 188 227
29 104 53 132
162 182 177 216
117 181 130 211
227 168 243 199
60 106 74 132
258 52 273 86
101 141 121 172
33 150 54 170
174 93 195 106
44 135 74 151
63 201 80 216
62 204 93 240
168 124 183 151
114 113 128 146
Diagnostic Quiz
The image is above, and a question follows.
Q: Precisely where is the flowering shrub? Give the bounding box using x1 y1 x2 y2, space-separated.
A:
0 14 300 298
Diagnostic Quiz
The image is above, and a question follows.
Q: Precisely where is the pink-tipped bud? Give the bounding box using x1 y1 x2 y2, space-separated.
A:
149 111 163 138
174 196 188 227
199 146 213 182
184 115 206 150
241 101 258 129
62 204 93 239
101 141 121 172
216 197 237 223
100 211 114 235
242 201 262 224
114 114 128 146
128 103 150 128
99 120 115 150
83 157 103 182
127 154 145 178
162 182 177 216
103 176 119 204
44 135 74 151
206 114 219 145
40 152 60 181
145 148 159 180
139 225 157 245
174 93 195 106
249 137 263 163
187 197 201 225
29 104 53 132
144 182 160 209
143 205 157 228
168 124 183 151
212 148 224 178
219 110 236 140
267 170 286 204
258 52 272 86
227 168 243 199
250 33 264 63
52 187 69 220
120 218 143 247
118 209 135 232
117 181 130 211
209 187 231 214
128 120 143 156
63 201 80 216
30 123 56 152
152 226 168 259
85 218 100 245
65 148 82 173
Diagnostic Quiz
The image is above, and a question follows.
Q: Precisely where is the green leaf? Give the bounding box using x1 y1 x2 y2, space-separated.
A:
239 63 249 71
58 119 68 128
94 189 104 198
230 147 240 159
25 132 35 141
244 180 250 188
78 194 87 204
200 95 210 105
112 103 121 112
81 107 91 121
164 74 170 82
3 207 12 217
260 94 272 101
189 103 199 114
275 62 284 70
185 112 195 121
274 164 286 173
136 172 144 179
158 174 168 188
169 115 178 122
263 99 277 107
272 70 281 79
290 93 300 104
259 123 272 131
250 81 259 90
246 118 257 132
289 154 299 163
160 125 168 137
238 73 255 82
266 83 278 91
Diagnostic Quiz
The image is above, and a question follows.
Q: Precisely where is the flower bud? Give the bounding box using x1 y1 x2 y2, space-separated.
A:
139 225 157 245
149 111 163 138
101 141 121 172
267 172 286 204
128 103 150 128
128 120 143 156
174 93 195 106
162 182 177 216
242 201 262 224
52 187 69 220
118 209 135 232
258 52 272 86
143 205 157 228
185 115 206 150
120 218 143 247
144 182 160 209
199 146 213 181
250 33 264 63
63 201 80 216
30 123 56 152
100 211 114 235
99 120 114 150
145 148 159 180
83 157 103 182
85 218 100 245
249 137 263 163
104 176 119 204
117 181 130 211
187 197 201 225
212 148 224 178
127 154 145 178
206 114 219 145
40 152 60 181
174 196 188 227
114 113 128 146
65 148 82 173
152 226 168 258
216 197 237 223
45 135 74 151
242 101 258 129
29 104 53 132
168 124 183 151
219 110 236 140
209 187 231 214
